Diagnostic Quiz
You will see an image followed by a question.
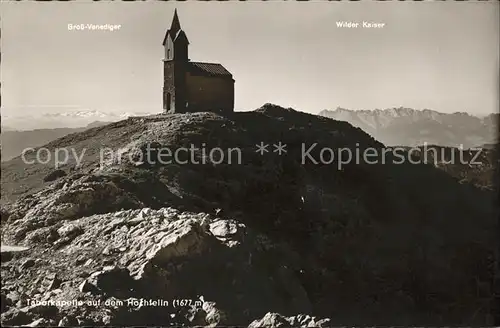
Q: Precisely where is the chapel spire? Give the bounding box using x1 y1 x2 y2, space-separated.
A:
162 9 188 47
170 9 181 36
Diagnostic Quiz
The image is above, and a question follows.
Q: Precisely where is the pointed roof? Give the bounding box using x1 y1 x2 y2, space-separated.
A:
170 9 181 34
174 30 189 44
162 9 189 45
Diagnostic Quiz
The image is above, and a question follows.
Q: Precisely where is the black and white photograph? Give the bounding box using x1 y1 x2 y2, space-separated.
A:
0 1 499 326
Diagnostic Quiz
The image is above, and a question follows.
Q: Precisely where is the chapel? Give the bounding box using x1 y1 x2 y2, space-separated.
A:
162 10 235 114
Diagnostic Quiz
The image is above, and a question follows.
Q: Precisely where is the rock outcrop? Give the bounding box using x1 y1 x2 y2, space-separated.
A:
1 207 318 326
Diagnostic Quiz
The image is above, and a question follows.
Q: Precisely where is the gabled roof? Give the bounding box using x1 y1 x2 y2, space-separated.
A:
162 31 171 46
174 30 189 44
189 62 233 78
162 29 190 46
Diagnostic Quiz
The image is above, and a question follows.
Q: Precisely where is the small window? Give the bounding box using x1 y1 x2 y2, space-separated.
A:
167 49 171 59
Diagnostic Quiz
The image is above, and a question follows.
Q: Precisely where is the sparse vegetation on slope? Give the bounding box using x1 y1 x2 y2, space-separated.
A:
397 144 498 190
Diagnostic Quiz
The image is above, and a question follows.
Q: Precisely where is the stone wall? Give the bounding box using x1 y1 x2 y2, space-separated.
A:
163 61 176 113
163 61 188 114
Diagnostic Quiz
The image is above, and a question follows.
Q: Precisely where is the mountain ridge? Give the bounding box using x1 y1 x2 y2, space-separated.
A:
0 122 111 162
319 107 498 149
2 110 156 131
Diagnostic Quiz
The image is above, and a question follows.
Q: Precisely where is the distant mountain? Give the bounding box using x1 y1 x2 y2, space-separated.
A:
0 109 155 161
319 107 498 149
479 142 498 150
0 121 110 162
85 121 111 129
1 126 16 132
1 109 155 131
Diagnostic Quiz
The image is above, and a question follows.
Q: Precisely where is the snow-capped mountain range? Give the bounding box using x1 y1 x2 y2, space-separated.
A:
319 107 498 149
2 109 157 131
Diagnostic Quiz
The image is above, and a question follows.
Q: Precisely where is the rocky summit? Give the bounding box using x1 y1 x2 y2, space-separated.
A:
1 104 497 326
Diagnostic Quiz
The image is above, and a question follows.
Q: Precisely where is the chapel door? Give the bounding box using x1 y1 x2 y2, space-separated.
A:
166 93 171 111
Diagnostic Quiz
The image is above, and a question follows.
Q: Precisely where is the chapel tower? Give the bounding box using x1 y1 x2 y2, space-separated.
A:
162 9 190 113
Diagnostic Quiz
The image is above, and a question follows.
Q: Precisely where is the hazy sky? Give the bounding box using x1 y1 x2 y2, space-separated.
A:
1 1 498 116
